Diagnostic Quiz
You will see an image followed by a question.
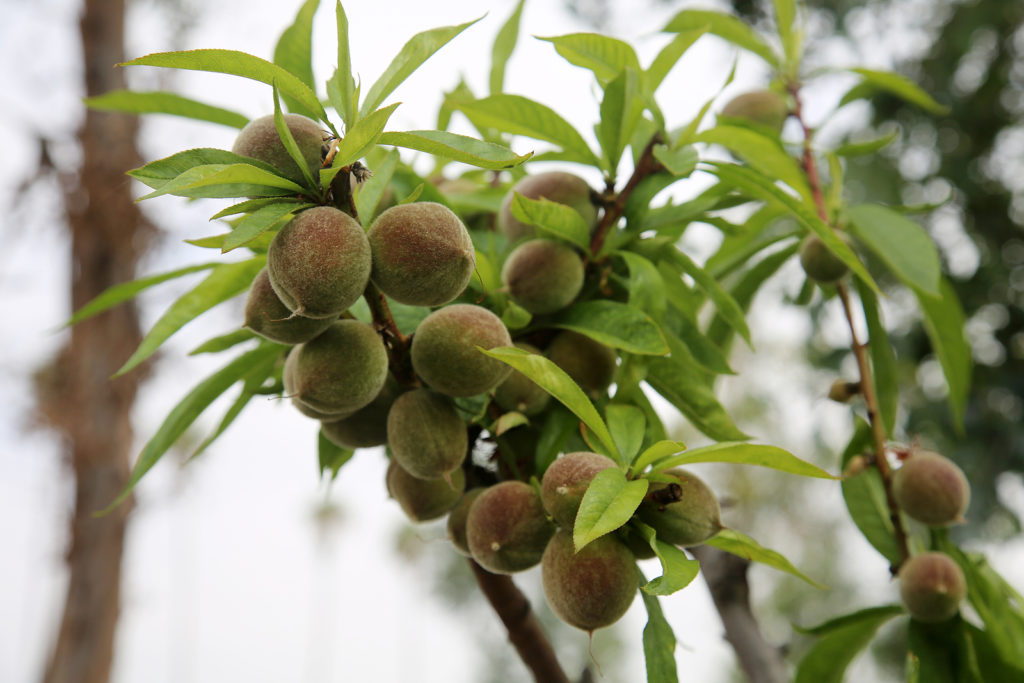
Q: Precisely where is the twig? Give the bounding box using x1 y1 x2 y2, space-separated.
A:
468 560 571 683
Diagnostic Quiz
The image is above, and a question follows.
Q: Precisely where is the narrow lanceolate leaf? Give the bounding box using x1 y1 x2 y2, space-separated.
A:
188 328 256 356
914 277 972 431
667 247 752 346
842 467 901 566
273 0 320 119
639 570 680 683
360 17 481 117
85 90 249 128
645 27 708 95
707 529 825 588
509 192 590 249
846 68 949 115
652 442 836 479
121 50 332 133
552 300 669 356
773 0 800 67
856 280 898 435
98 342 285 514
67 262 221 326
272 86 318 190
537 33 641 85
617 251 667 319
606 404 646 464
695 125 812 200
647 352 748 442
115 258 266 377
706 246 797 352
635 522 701 595
138 164 305 200
129 148 286 190
706 161 879 292
662 9 779 68
327 2 356 127
489 0 525 95
846 203 941 297
454 94 600 166
378 130 532 170
221 201 311 253
355 148 399 224
573 469 649 550
598 67 644 172
328 102 401 171
479 346 619 460
318 430 355 481
651 144 698 177
794 606 904 683
630 440 687 476
833 129 899 157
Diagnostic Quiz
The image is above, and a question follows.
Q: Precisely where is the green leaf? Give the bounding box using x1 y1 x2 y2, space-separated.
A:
573 468 649 550
856 280 898 435
773 0 800 68
646 27 708 94
598 67 644 172
272 86 318 190
846 67 949 115
84 90 249 128
652 442 836 479
138 164 305 200
842 466 902 566
617 251 667 320
630 440 687 476
635 522 701 596
355 147 399 223
210 198 298 220
668 310 735 375
652 144 699 177
646 349 749 442
666 247 752 346
128 148 286 190
833 129 900 157
188 328 256 355
907 618 983 683
695 125 811 200
121 49 332 133
67 262 221 326
115 258 266 376
509 192 591 249
222 201 310 253
378 130 532 170
846 203 941 297
639 571 680 683
707 529 825 588
794 606 904 683
662 9 779 68
328 1 356 127
489 0 525 94
328 102 401 173
537 33 641 85
552 300 669 356
318 429 355 481
98 343 285 514
536 405 580 474
273 0 320 119
360 17 481 117
479 346 619 460
914 277 972 431
606 404 646 464
796 604 905 636
453 94 600 166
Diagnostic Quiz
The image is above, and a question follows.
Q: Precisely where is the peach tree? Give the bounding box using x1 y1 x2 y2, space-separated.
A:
77 0 1024 680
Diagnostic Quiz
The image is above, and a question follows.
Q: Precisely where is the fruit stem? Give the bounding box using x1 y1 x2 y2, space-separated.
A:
588 133 665 259
790 83 912 571
468 559 571 683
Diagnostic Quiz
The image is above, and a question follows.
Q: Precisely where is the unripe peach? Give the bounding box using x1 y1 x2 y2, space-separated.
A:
635 468 723 547
232 113 325 184
719 90 789 133
411 304 513 397
320 375 403 449
501 239 585 314
541 451 619 528
386 460 466 522
447 488 486 556
498 171 597 243
283 349 350 420
542 530 637 632
493 343 550 416
898 552 967 623
267 206 371 318
244 267 337 344
893 450 970 526
386 388 468 480
546 331 617 398
466 481 556 574
799 234 849 284
367 202 475 306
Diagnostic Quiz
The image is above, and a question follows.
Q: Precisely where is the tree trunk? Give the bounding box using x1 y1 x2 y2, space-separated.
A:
39 1 152 681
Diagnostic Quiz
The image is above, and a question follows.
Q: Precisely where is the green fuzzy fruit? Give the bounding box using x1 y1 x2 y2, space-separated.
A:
244 267 338 344
893 450 970 526
283 349 350 420
232 113 325 184
467 481 556 574
386 460 466 522
542 530 637 632
411 304 513 397
635 468 723 547
498 171 597 243
541 451 618 528
387 388 468 479
285 320 388 418
501 239 585 314
367 202 476 306
799 234 850 284
899 552 967 623
267 206 372 319
320 375 403 449
447 488 486 556
546 331 617 398
493 343 550 416
719 90 789 133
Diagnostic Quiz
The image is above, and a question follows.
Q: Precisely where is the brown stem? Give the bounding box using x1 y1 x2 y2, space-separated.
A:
362 281 416 386
469 560 570 683
588 133 665 259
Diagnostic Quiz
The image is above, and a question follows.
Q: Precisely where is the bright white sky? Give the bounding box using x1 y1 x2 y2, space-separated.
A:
2 1 1022 682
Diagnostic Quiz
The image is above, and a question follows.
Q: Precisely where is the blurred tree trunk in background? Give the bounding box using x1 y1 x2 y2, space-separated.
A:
38 0 152 681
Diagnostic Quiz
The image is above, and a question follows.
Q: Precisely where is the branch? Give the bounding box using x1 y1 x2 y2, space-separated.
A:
468 559 571 683
691 546 788 683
